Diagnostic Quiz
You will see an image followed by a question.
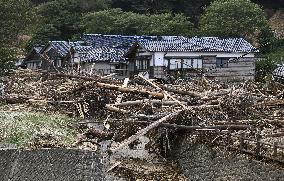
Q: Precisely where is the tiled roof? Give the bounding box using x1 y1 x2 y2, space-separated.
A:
34 46 45 53
273 65 284 78
33 35 257 64
82 34 157 49
41 41 82 57
81 34 195 62
73 46 127 63
138 37 257 53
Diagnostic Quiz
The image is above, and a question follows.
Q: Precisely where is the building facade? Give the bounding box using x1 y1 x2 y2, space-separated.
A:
127 36 257 81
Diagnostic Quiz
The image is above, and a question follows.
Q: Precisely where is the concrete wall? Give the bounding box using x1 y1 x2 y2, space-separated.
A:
172 134 284 181
0 148 104 181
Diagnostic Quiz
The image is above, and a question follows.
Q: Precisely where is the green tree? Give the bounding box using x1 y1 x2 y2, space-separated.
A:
0 0 34 46
255 38 284 82
111 0 212 25
28 0 111 48
82 9 194 36
0 48 16 76
0 0 34 75
199 0 269 42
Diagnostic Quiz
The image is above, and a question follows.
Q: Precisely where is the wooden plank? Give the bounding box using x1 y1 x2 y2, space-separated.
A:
207 69 255 75
208 75 255 81
203 59 216 64
205 71 255 77
228 61 255 67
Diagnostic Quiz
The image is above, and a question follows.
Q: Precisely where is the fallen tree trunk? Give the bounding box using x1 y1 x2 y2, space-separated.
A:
111 99 187 106
97 82 164 99
160 123 253 130
110 119 252 130
0 95 32 104
106 101 219 113
110 110 182 153
55 73 122 84
105 105 128 113
138 75 188 109
161 85 202 98
266 132 284 137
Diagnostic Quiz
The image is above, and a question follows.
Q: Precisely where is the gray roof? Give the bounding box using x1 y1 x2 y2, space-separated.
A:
273 65 284 79
41 41 82 57
138 37 257 53
28 35 257 64
73 46 126 63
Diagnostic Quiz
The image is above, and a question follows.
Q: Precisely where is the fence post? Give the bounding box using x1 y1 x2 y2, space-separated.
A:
272 142 278 157
239 133 244 153
255 133 261 160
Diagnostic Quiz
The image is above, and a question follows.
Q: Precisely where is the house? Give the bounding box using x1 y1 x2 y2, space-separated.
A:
126 36 258 81
69 34 157 76
39 41 82 70
273 64 284 82
24 41 82 70
67 45 128 76
23 45 45 69
24 35 258 81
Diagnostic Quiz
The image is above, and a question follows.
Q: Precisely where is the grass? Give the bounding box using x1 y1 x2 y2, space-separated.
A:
0 112 77 147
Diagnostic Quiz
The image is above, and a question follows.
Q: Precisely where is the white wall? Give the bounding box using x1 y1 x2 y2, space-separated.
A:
153 52 165 66
150 51 255 69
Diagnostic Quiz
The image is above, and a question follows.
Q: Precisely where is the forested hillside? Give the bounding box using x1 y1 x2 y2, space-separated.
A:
1 0 284 81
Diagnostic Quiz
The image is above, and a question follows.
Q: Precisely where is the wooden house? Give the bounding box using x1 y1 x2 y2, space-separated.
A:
273 64 284 83
39 41 82 70
65 34 156 76
67 45 128 76
126 36 258 81
23 46 45 69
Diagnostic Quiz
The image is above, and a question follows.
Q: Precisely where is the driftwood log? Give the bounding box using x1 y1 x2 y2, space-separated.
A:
55 73 122 84
110 99 187 106
97 82 164 99
110 110 183 153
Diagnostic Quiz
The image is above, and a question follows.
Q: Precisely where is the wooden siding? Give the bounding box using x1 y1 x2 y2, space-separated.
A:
203 57 256 81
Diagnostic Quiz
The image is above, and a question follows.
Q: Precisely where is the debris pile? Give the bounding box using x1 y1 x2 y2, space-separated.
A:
1 69 284 179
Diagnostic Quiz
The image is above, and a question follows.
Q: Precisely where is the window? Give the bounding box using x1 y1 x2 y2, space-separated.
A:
184 59 202 69
169 59 182 69
136 59 149 71
216 58 229 68
169 58 202 70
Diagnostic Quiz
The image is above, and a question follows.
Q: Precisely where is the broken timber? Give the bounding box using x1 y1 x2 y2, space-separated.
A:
97 82 164 99
110 110 183 153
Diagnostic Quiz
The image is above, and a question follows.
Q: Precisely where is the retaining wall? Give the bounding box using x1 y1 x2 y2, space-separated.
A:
0 148 104 181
